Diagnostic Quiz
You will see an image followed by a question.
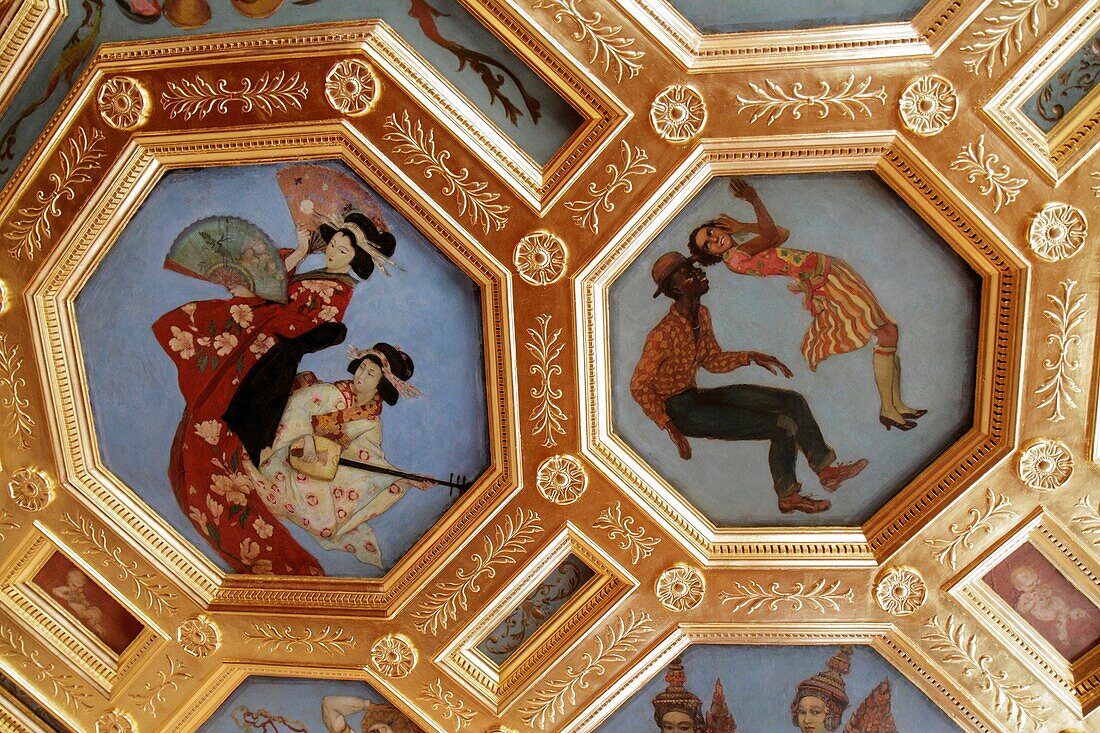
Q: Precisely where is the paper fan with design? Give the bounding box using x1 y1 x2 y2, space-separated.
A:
277 164 389 252
165 215 289 302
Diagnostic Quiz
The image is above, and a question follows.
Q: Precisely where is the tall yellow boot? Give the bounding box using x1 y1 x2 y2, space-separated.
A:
873 348 914 430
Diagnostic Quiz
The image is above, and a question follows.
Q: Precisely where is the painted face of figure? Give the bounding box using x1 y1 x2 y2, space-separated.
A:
795 695 830 733
325 231 356 272
693 225 735 257
66 569 86 588
353 358 383 402
668 263 709 298
659 710 695 733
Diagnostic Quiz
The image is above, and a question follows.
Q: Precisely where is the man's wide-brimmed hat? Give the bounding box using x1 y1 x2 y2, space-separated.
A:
651 251 694 298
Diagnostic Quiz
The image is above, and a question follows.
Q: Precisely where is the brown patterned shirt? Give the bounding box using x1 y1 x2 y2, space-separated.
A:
630 304 751 428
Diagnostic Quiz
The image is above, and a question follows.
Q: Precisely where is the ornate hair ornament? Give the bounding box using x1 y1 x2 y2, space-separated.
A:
652 657 704 732
331 217 403 277
347 346 422 399
792 646 853 730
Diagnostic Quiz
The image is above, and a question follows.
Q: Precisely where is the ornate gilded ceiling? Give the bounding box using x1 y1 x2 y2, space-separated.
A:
0 1 1098 732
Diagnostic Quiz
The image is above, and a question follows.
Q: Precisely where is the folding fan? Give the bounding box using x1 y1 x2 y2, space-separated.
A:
276 164 389 252
165 215 289 303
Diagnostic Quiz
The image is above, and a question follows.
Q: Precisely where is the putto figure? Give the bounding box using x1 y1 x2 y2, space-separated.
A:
630 252 867 515
687 178 925 431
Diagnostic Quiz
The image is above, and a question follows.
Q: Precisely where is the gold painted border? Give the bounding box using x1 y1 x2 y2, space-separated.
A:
0 0 65 118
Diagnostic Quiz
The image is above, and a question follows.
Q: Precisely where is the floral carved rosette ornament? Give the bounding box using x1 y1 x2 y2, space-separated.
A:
96 709 136 733
898 75 958 136
650 85 707 142
178 614 220 657
7 468 53 511
874 567 926 616
96 76 150 131
514 232 567 286
1018 439 1073 491
1029 203 1087 262
535 454 588 504
325 59 379 117
656 565 705 612
371 633 417 677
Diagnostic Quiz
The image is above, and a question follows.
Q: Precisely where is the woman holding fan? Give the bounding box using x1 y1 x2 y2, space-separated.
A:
152 165 396 575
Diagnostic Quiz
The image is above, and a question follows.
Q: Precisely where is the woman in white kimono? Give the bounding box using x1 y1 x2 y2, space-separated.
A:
253 342 426 568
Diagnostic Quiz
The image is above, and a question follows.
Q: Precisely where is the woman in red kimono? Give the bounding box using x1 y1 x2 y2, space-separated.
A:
153 212 395 575
687 179 925 431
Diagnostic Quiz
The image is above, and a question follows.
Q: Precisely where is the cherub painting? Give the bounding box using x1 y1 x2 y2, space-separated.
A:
78 161 488 577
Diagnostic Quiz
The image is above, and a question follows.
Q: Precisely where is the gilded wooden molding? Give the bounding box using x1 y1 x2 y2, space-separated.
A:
0 0 65 119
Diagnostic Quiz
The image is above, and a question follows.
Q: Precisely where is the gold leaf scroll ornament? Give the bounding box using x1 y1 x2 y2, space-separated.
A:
423 679 476 731
0 331 35 448
533 0 644 82
526 314 567 448
950 135 1027 213
566 140 655 233
719 578 853 614
735 75 886 125
159 71 307 121
1035 279 1085 422
924 488 1017 570
593 501 659 563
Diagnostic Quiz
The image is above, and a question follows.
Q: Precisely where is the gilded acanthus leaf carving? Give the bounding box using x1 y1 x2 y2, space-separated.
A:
127 656 192 717
922 615 1049 729
526 314 567 448
244 623 354 654
960 0 1060 77
533 0 644 81
159 71 308 120
520 610 652 729
413 508 542 634
423 679 476 731
924 488 1017 570
565 141 654 234
1035 280 1085 422
0 508 17 540
383 110 509 234
61 513 178 615
719 579 853 614
950 135 1027 213
593 501 659 564
735 75 887 125
0 623 91 712
5 127 105 261
0 332 34 448
1072 496 1100 544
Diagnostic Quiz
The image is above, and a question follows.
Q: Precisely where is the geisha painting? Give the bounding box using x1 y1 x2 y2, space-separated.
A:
595 645 961 732
77 161 489 577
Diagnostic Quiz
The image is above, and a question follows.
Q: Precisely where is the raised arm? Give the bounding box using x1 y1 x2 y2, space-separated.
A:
725 178 789 255
282 228 313 273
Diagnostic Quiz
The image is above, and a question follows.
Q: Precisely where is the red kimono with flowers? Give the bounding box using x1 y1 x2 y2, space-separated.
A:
153 274 353 575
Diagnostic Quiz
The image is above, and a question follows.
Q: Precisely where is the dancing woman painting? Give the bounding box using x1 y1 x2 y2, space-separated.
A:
152 165 398 575
687 178 925 431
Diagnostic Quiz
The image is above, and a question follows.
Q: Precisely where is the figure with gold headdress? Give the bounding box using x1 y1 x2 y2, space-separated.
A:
651 658 736 733
790 646 853 733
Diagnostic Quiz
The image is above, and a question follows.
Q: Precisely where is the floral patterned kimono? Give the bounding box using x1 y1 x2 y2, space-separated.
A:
153 269 354 575
254 375 411 569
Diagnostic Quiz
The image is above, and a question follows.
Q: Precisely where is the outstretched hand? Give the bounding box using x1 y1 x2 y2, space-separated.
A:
729 177 758 201
665 423 692 460
748 352 793 378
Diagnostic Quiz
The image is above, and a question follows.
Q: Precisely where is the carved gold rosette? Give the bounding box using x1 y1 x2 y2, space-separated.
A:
324 58 379 117
1017 439 1074 492
874 567 926 616
898 74 958 136
370 633 417 678
96 76 151 131
1028 203 1088 262
650 85 706 142
6 467 52 511
177 615 220 658
655 565 704 612
96 709 136 733
513 232 567 286
535 454 587 504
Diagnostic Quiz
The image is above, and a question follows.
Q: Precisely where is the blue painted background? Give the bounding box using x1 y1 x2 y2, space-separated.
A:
76 161 489 577
610 173 979 526
668 0 927 33
596 645 961 732
198 677 397 732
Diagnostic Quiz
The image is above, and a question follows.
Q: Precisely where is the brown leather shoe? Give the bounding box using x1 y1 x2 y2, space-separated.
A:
777 492 831 514
817 458 869 493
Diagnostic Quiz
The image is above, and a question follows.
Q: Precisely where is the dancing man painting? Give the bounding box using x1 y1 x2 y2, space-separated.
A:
630 252 867 515
687 178 925 431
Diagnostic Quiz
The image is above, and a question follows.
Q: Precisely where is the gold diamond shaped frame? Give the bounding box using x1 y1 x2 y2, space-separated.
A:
0 1 1097 731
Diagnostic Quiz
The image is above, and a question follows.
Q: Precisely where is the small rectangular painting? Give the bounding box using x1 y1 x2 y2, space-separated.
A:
983 541 1100 661
31 553 143 655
